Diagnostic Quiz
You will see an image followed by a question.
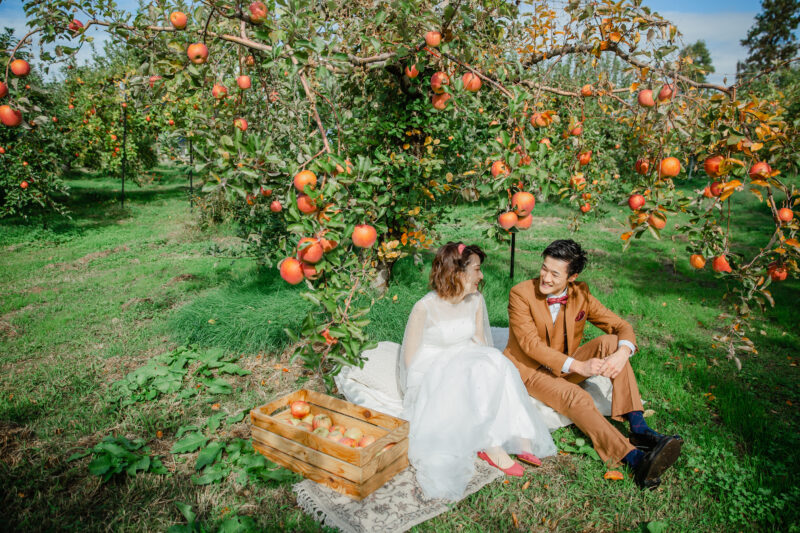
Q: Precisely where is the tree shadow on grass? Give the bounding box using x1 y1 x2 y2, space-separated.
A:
166 266 312 356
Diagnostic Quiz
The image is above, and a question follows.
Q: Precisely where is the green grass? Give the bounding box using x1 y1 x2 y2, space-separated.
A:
1 171 798 532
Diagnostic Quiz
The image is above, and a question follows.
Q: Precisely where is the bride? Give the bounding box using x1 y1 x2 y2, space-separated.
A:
397 242 556 500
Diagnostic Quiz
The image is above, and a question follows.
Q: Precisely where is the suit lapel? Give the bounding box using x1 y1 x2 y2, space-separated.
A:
531 278 554 340
564 283 578 355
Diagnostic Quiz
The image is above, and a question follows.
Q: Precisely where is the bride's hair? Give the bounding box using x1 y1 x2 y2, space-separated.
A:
430 242 486 298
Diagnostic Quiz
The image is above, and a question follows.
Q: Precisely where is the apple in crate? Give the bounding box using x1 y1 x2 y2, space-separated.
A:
301 414 314 424
329 424 345 434
312 427 329 438
328 430 343 442
344 427 363 441
299 422 313 431
339 437 357 447
290 400 311 418
287 418 301 426
313 414 332 430
358 435 376 448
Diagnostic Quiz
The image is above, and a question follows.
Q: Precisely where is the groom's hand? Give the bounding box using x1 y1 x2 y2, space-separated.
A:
598 350 629 379
571 358 604 377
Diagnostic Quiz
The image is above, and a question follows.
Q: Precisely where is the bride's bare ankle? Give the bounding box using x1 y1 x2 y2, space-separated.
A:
484 447 514 469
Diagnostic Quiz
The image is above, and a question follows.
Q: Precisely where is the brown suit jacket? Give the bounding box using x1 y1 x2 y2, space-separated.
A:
503 278 637 384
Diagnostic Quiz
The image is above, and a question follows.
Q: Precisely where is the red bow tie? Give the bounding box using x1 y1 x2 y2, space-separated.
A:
546 296 568 305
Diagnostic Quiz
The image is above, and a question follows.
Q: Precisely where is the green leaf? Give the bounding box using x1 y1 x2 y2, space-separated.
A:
171 433 208 454
191 462 229 485
88 454 113 476
207 412 226 433
195 441 224 471
174 501 196 523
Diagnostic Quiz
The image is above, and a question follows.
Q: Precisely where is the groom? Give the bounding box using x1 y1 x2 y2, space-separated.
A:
503 239 682 489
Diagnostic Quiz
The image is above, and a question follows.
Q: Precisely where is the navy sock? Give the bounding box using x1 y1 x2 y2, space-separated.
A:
623 448 645 468
625 410 661 437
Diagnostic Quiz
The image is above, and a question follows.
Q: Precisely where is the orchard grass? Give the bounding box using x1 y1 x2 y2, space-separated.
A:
1 171 798 531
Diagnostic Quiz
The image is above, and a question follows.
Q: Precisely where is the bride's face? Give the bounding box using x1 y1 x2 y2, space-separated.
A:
460 254 484 296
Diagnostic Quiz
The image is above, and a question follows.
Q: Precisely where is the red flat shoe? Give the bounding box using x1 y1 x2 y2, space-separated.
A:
477 451 524 477
516 452 542 467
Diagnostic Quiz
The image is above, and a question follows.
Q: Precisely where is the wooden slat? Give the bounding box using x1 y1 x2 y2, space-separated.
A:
252 425 364 483
250 389 410 466
304 390 406 430
252 440 409 500
252 424 408 483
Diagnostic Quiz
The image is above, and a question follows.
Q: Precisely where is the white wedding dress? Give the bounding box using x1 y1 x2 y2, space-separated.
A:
397 291 557 500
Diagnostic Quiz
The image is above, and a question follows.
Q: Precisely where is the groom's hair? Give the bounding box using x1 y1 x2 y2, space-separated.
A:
430 242 486 299
542 239 587 276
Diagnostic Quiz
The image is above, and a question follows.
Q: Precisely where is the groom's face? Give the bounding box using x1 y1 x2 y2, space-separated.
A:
539 256 578 295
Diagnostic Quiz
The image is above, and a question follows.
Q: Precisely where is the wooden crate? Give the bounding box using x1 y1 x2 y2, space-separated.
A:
250 389 409 500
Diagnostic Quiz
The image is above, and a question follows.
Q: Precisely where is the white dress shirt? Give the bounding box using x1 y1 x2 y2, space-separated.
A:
547 289 636 374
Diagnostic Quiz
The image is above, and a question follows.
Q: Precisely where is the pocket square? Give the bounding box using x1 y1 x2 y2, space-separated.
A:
575 310 586 321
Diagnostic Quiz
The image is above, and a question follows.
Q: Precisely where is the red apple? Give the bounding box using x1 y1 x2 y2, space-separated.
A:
658 83 676 102
637 89 655 107
212 84 228 99
352 224 377 248
511 191 535 217
425 31 441 47
237 75 251 90
280 258 305 285
0 105 23 127
580 203 591 213
748 161 772 179
712 255 732 273
515 214 533 229
233 118 248 131
20 181 29 189
10 59 30 77
431 92 451 110
293 169 317 192
68 19 84 33
704 155 723 177
578 151 592 166
249 1 268 24
498 211 518 229
170 11 187 29
338 437 357 447
187 43 209 65
628 194 645 211
581 84 593 97
297 238 323 264
777 208 794 222
709 181 723 197
312 414 332 430
491 160 510 177
327 430 343 442
344 427 363 441
312 427 329 438
570 124 583 136
0 82 7 98
270 200 282 212
290 400 311 418
358 435 376 448
405 64 419 78
297 194 316 214
462 72 482 92
430 71 450 94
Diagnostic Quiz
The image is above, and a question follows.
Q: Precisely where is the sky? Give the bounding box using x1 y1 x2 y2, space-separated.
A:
0 0 765 85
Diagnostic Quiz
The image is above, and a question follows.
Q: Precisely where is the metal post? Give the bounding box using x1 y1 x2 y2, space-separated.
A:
121 84 127 209
188 138 194 208
510 232 516 280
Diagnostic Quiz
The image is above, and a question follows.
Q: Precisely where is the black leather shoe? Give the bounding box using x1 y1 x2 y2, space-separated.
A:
630 431 684 452
634 436 682 490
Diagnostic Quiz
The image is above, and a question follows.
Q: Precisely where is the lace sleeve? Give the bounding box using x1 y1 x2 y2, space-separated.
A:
472 292 494 347
396 299 427 398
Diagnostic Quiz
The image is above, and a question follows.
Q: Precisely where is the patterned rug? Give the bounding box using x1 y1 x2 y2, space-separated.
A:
292 458 503 533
